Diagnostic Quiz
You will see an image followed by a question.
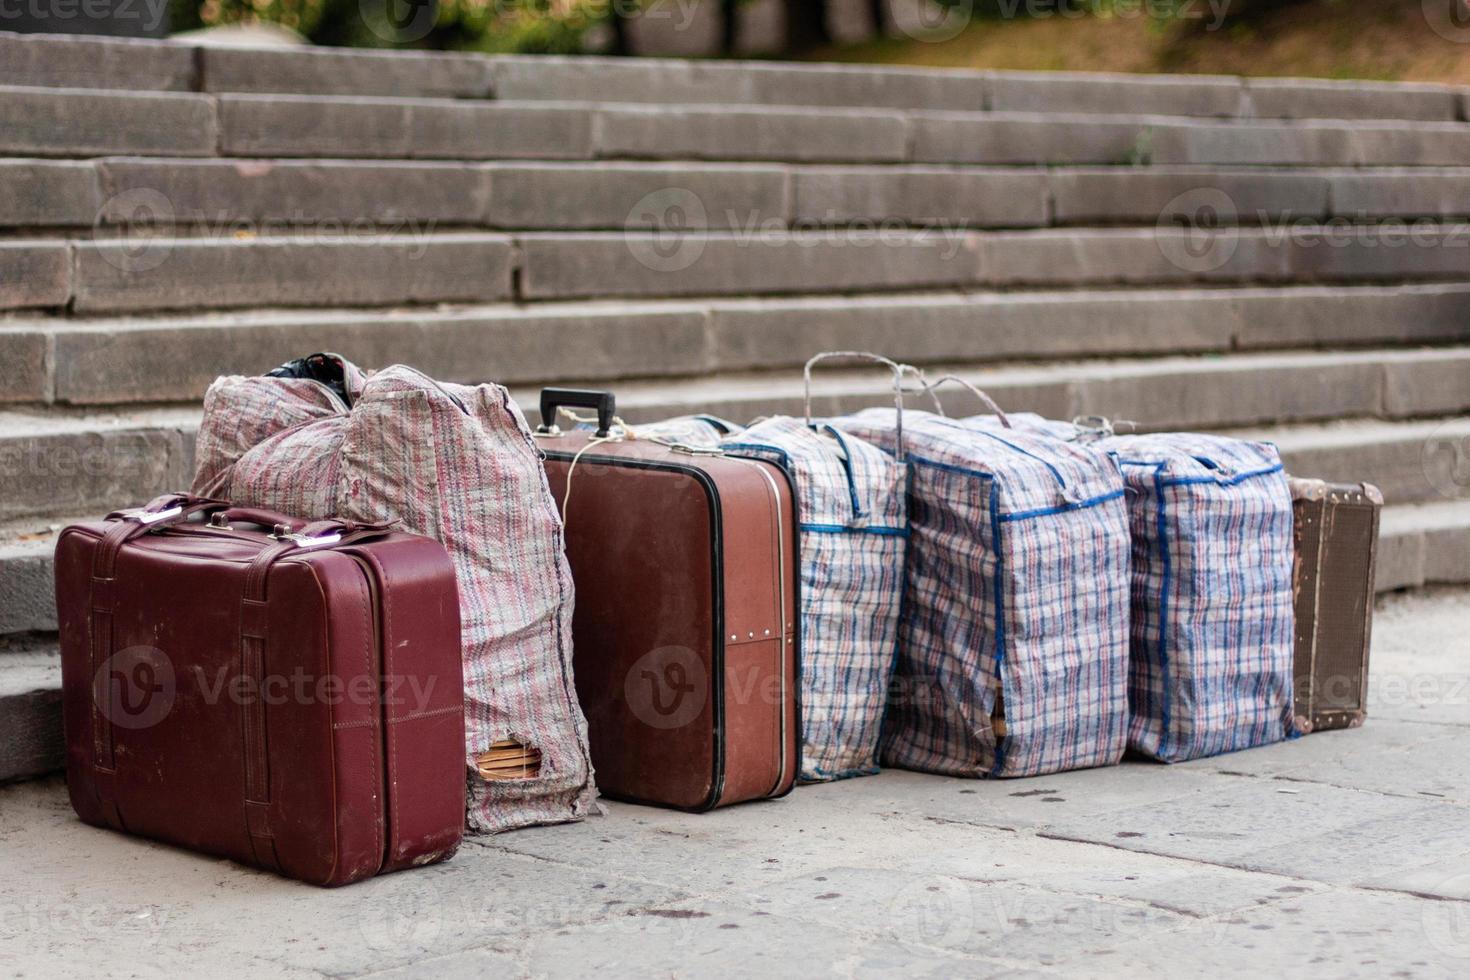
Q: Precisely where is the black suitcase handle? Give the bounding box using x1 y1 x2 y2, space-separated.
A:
540 388 616 438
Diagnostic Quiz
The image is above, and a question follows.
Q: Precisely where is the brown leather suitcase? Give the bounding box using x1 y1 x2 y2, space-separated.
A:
1290 478 1381 733
537 389 800 810
54 494 466 886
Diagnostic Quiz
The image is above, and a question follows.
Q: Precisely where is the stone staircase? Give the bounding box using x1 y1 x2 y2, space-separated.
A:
3 30 1470 782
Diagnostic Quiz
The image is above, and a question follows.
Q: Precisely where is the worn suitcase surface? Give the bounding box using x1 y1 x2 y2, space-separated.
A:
55 494 466 886
538 390 800 810
1290 478 1381 733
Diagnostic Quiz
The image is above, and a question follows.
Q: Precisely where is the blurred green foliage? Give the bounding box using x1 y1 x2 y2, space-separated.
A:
171 0 615 51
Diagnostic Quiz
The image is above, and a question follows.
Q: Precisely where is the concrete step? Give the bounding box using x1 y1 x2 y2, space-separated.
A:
4 355 1468 521
14 160 1470 232
488 56 1468 124
0 643 62 784
6 284 1470 407
223 101 1470 167
0 233 515 315
1234 417 1470 507
5 33 1463 123
0 87 216 158
13 225 1470 315
0 407 198 523
514 226 1470 303
1379 500 1470 592
9 84 1470 166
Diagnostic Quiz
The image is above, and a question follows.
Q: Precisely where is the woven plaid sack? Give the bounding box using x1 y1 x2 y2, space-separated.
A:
627 415 740 448
724 412 907 781
834 408 1131 778
1091 432 1297 762
193 357 596 834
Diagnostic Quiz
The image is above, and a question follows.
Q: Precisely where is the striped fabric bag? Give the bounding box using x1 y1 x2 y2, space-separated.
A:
626 414 741 448
1089 431 1298 762
722 353 909 781
836 401 1132 778
193 355 596 834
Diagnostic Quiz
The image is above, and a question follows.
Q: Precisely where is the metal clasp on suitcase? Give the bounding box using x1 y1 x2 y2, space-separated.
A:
116 505 184 526
669 443 724 457
270 528 343 549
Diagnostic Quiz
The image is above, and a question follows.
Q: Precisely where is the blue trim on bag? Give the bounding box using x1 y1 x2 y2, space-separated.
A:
725 439 903 535
988 479 1009 778
1154 466 1174 761
818 423 868 522
1116 458 1284 489
926 417 1071 492
873 460 915 778
908 454 1122 523
801 523 909 537
999 489 1126 523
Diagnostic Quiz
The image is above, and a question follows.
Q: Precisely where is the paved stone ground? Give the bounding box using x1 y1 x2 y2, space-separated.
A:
2 587 1468 979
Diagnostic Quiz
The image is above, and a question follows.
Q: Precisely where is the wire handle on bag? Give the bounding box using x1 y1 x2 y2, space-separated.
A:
803 351 911 462
910 371 1013 429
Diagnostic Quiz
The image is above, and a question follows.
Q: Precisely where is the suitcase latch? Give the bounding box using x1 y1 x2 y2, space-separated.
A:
117 505 183 526
272 530 343 549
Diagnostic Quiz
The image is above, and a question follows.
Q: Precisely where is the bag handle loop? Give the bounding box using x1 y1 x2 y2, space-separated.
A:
908 371 1013 429
803 351 912 462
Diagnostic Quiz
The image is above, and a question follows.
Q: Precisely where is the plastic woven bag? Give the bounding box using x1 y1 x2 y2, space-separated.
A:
723 353 909 781
193 354 596 833
837 384 1132 778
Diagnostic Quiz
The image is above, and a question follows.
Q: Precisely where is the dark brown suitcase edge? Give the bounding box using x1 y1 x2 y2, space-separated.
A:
543 450 730 812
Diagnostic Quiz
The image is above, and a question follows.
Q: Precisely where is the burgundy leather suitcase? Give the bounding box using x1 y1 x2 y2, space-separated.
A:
537 389 800 811
54 494 466 886
1290 478 1381 733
